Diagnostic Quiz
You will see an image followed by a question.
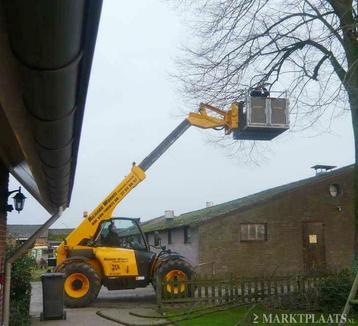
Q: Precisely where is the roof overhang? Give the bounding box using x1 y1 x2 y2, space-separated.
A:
0 0 103 213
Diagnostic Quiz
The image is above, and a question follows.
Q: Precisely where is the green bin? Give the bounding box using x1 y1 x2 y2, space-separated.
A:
40 273 66 320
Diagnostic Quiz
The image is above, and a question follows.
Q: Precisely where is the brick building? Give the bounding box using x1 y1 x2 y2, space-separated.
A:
142 165 354 276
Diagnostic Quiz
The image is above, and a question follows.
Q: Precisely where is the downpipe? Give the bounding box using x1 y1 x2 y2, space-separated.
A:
3 263 11 326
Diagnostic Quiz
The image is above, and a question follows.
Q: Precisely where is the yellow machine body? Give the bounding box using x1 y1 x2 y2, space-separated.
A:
56 103 238 270
55 102 244 307
93 247 139 277
56 165 146 267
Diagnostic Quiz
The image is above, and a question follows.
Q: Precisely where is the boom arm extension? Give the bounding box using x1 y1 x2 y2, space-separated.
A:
140 103 238 171
57 103 238 261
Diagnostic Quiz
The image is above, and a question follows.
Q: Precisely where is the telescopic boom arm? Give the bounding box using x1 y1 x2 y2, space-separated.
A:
57 103 238 259
140 103 238 171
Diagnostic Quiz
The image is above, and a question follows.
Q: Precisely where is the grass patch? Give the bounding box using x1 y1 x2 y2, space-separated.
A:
166 306 255 326
164 305 358 325
31 268 46 282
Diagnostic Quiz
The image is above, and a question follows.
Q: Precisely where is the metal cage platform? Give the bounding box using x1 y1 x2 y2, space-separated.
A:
233 92 289 140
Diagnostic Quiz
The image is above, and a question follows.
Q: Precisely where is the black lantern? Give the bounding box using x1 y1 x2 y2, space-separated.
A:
13 190 26 213
6 187 26 213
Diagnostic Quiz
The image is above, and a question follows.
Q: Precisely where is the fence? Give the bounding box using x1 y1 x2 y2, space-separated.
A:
156 273 328 309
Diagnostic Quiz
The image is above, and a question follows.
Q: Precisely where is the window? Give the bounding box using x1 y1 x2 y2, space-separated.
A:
329 183 342 197
168 229 172 244
154 233 160 246
240 224 266 241
309 234 317 244
184 226 191 244
96 218 147 250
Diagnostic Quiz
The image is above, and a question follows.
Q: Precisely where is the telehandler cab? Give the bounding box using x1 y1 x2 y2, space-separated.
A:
54 97 289 307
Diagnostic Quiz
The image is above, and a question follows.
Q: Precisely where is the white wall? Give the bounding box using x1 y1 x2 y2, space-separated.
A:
146 226 198 266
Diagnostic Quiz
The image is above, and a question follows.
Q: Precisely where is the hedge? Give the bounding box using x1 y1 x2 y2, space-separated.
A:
6 243 35 326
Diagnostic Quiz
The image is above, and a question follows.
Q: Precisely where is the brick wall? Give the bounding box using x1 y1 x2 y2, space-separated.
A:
0 160 8 322
198 170 354 276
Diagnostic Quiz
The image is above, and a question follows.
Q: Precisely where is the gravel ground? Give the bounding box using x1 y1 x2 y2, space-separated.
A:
30 281 167 325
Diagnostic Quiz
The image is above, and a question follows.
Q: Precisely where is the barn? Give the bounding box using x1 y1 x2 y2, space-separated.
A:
142 165 354 276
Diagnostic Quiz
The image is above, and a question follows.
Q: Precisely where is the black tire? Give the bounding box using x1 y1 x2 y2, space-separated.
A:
62 262 101 308
154 259 193 297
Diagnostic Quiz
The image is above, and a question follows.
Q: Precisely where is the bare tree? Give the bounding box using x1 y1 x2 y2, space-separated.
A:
175 0 358 264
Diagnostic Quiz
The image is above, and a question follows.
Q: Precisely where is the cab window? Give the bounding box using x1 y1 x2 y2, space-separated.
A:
96 218 147 250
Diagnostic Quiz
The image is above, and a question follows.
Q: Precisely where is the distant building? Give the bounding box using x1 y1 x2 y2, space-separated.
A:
7 225 72 267
142 165 354 276
7 225 48 247
7 225 73 249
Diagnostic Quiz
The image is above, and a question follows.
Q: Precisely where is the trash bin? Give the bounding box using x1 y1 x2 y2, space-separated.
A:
40 273 66 320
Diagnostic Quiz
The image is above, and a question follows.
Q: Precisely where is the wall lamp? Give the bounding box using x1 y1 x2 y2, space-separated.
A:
6 187 26 213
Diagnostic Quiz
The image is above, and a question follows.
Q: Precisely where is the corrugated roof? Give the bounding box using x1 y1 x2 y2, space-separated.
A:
48 228 74 236
7 225 73 239
48 228 73 241
8 224 47 238
141 164 354 233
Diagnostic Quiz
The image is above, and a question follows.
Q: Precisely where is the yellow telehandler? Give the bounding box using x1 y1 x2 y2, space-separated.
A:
53 97 289 307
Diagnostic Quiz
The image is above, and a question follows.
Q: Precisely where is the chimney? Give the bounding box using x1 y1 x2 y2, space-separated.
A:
164 210 174 219
206 201 214 208
311 165 336 176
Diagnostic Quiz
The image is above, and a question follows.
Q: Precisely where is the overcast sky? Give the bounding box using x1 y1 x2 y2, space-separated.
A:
8 0 354 228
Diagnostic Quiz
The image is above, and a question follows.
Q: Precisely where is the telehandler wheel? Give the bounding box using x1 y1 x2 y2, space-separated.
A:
155 259 193 297
62 262 101 308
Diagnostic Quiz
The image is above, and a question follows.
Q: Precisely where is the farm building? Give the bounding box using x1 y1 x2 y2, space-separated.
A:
142 165 354 276
7 225 73 267
7 225 72 253
7 225 73 245
7 225 48 247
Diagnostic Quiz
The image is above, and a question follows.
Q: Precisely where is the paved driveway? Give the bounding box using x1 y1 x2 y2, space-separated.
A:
30 282 165 325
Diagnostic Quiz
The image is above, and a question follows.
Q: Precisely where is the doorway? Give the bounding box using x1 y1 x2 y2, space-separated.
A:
302 222 326 273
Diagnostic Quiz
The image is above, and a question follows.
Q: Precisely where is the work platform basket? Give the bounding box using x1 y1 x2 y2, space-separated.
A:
233 91 289 140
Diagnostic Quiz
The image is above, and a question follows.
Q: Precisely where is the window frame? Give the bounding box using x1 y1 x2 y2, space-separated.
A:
154 232 160 246
168 229 172 245
184 226 191 244
240 223 267 242
329 183 342 197
93 217 149 250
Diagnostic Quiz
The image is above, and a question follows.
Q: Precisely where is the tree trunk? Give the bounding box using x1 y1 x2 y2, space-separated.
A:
0 159 9 323
348 88 358 271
